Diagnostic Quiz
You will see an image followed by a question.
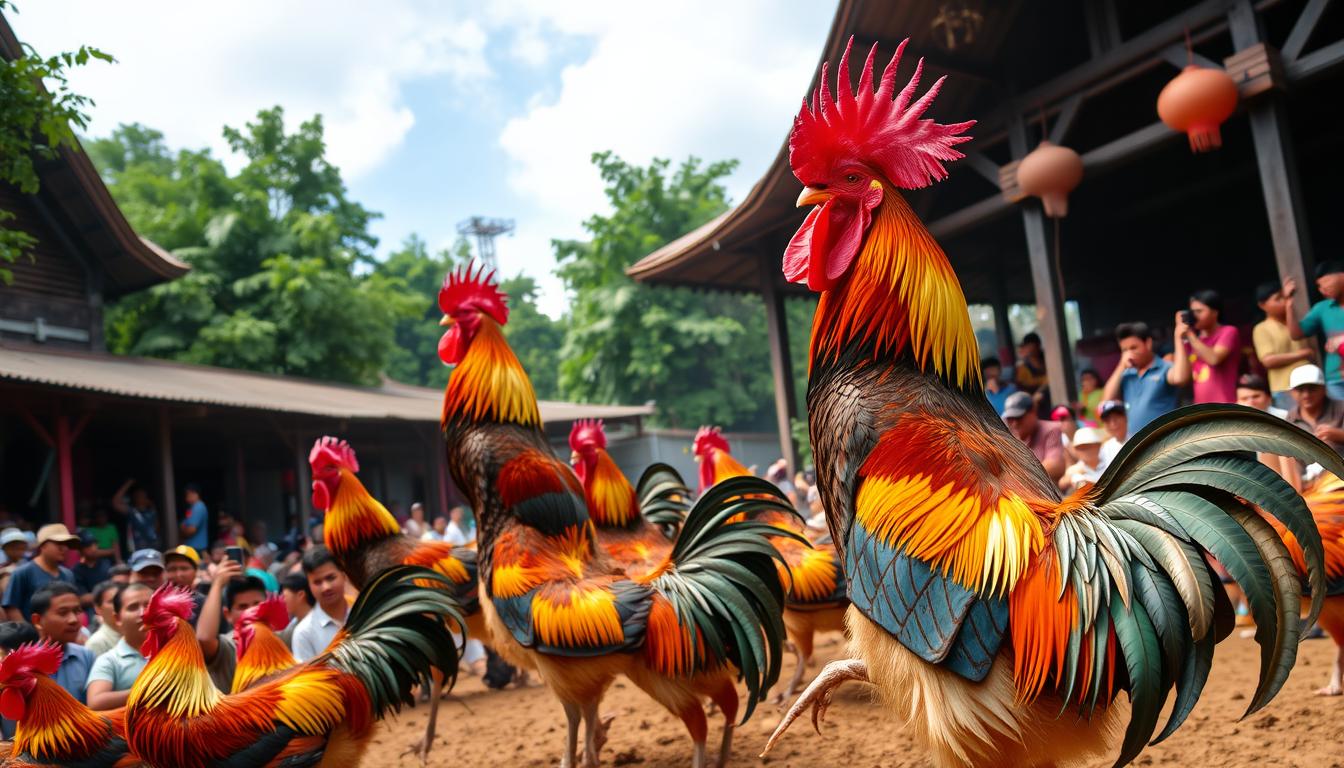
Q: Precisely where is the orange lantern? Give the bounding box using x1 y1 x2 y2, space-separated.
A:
1016 140 1083 218
1157 65 1239 152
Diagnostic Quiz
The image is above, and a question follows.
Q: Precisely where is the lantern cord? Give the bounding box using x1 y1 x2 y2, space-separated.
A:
1184 27 1193 67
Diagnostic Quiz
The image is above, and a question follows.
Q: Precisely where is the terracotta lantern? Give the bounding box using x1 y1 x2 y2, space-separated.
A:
1016 141 1083 218
1157 65 1239 152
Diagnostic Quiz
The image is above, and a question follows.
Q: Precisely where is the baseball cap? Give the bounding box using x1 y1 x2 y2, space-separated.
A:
0 528 27 548
1314 261 1344 279
1001 391 1034 419
1050 405 1073 421
164 545 200 567
1290 364 1326 389
35 524 81 548
78 530 98 548
1072 427 1104 447
129 548 165 572
1098 400 1127 419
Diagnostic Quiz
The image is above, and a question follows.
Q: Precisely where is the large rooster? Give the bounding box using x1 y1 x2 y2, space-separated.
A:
437 264 798 768
0 643 137 767
230 595 296 693
692 427 848 701
568 418 691 577
124 565 461 768
763 38 1341 767
309 435 484 762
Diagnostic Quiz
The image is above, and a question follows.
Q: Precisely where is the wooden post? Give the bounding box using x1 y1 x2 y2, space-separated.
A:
234 441 248 522
1229 1 1315 318
988 275 1016 363
759 254 800 472
158 407 178 548
294 430 311 526
55 414 75 532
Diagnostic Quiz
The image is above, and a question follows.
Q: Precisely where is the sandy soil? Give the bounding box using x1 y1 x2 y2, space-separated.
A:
372 631 1344 768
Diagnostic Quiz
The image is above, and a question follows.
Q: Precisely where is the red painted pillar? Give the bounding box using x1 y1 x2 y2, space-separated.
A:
55 414 75 531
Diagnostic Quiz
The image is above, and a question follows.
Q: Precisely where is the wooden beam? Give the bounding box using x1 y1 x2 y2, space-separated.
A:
1158 43 1221 70
20 411 54 448
1081 121 1179 174
1283 0 1331 61
961 151 1003 187
158 406 179 548
1048 95 1085 145
759 253 800 473
1286 37 1344 81
1083 0 1122 57
929 194 1014 239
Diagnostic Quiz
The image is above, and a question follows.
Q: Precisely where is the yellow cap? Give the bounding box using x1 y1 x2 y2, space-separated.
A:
165 544 200 566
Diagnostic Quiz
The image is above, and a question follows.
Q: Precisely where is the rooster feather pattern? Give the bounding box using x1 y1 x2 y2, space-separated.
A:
764 37 1344 768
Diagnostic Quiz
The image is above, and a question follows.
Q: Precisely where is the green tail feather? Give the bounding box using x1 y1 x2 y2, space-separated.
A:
635 462 692 528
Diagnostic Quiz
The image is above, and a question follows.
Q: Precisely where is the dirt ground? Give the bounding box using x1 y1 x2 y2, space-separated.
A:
372 631 1344 768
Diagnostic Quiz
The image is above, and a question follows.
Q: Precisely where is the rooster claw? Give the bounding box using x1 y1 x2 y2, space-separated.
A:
760 659 868 757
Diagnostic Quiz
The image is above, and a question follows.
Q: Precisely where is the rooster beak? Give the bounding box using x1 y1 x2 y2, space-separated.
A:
570 451 580 465
439 315 453 327
796 186 831 208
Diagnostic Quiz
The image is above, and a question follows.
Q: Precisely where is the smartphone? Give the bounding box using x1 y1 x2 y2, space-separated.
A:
225 546 245 565
1179 310 1195 327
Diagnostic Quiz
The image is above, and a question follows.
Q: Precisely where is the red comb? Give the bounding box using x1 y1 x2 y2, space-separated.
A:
692 426 730 458
309 436 359 473
568 419 607 452
439 262 509 326
0 642 61 681
242 595 290 632
145 584 197 624
789 37 975 191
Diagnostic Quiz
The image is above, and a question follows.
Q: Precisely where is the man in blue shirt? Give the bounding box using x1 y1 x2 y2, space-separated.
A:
29 582 94 703
2 524 80 623
1287 263 1344 401
180 483 210 552
1101 320 1192 434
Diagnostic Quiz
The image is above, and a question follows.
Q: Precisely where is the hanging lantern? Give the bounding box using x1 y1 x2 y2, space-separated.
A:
1157 65 1239 152
1016 141 1083 218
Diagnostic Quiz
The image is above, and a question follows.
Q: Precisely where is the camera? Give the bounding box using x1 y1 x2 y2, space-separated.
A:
1179 309 1195 327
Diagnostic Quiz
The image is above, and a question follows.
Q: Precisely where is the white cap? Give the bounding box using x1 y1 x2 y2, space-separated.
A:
1290 364 1326 389
1072 427 1104 447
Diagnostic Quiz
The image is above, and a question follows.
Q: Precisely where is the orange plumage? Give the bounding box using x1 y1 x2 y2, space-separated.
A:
231 595 296 693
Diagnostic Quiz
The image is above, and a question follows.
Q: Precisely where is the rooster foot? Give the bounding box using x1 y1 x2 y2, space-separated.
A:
1315 684 1343 696
588 712 616 754
400 735 431 766
760 658 868 757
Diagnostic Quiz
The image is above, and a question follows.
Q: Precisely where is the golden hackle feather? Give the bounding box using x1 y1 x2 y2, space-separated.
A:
323 466 401 558
128 618 224 720
10 676 120 761
585 449 639 528
442 318 541 428
232 622 297 693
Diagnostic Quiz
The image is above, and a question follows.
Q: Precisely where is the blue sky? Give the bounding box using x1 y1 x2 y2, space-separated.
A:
9 1 837 316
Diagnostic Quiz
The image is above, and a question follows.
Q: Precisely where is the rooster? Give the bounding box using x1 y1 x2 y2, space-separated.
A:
0 642 138 767
309 434 485 762
437 264 798 768
231 595 295 693
763 38 1342 768
692 426 849 701
124 565 461 768
568 418 691 577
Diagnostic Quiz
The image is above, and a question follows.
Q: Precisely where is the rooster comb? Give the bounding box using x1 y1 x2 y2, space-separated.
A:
439 261 509 326
309 435 359 474
569 419 607 452
239 595 290 632
789 36 974 191
145 584 197 625
693 426 730 458
0 642 61 683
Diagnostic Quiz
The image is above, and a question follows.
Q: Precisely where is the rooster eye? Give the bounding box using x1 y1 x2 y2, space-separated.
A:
845 173 860 183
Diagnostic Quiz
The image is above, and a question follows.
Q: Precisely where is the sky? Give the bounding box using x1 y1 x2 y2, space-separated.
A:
7 1 837 317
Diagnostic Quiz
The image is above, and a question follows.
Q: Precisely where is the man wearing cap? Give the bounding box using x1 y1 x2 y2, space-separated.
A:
1001 391 1066 482
2 524 79 623
128 549 166 592
0 528 29 595
1061 427 1107 491
164 545 206 624
1286 364 1344 456
1098 399 1129 466
1287 265 1344 400
1102 321 1192 434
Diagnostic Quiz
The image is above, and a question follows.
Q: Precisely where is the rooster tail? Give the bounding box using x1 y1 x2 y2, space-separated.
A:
635 462 692 528
1088 404 1342 765
647 475 803 722
320 565 465 719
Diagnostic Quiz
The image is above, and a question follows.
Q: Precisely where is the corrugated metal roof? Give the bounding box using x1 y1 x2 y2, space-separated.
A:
0 344 653 425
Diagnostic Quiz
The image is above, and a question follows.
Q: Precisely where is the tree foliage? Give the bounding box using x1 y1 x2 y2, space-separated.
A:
556 152 776 430
0 1 112 281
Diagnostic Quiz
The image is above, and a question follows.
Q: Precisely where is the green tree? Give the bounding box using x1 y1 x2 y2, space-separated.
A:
0 2 112 281
556 152 775 430
96 110 415 385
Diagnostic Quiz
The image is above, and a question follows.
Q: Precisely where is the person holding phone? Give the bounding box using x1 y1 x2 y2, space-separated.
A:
1183 289 1241 404
1101 320 1192 434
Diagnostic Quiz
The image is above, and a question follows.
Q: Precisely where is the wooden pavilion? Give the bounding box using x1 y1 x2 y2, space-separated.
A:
629 0 1344 469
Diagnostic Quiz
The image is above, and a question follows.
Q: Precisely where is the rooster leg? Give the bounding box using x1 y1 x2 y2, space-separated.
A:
706 676 739 768
760 658 869 757
399 688 440 764
692 742 708 768
580 698 603 768
773 640 805 705
561 701 581 768
1318 641 1344 696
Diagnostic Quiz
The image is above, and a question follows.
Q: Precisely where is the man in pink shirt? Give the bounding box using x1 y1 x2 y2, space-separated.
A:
1001 391 1065 481
1185 289 1241 404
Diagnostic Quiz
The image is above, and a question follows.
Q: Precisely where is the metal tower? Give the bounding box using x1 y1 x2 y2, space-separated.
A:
456 216 515 271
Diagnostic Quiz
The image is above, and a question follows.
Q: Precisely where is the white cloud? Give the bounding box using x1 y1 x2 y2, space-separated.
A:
8 1 489 179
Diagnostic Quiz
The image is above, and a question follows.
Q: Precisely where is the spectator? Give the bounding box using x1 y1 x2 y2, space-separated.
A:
246 544 280 594
981 356 1019 417
403 502 428 540
128 549 165 591
1098 400 1129 466
28 582 94 703
107 564 130 585
291 546 349 663
195 559 268 692
112 480 160 553
1051 405 1079 458
72 532 110 613
1184 289 1241 404
1060 427 1107 491
1077 369 1103 424
1253 281 1314 411
1014 332 1049 396
180 483 210 552
1002 391 1065 481
278 571 314 649
0 527 28 568
2 524 79 623
444 506 474 547
84 507 121 567
1287 265 1344 400
85 581 124 657
0 620 39 739
85 582 151 711
164 545 205 624
1286 364 1344 456
216 514 248 551
766 459 796 507
1236 373 1299 491
1102 321 1192 433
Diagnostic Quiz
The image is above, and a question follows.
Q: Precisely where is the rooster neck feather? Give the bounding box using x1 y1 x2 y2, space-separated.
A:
129 617 223 719
701 447 751 493
233 624 296 693
583 450 639 528
325 468 401 559
442 319 541 429
12 676 114 760
811 188 979 391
